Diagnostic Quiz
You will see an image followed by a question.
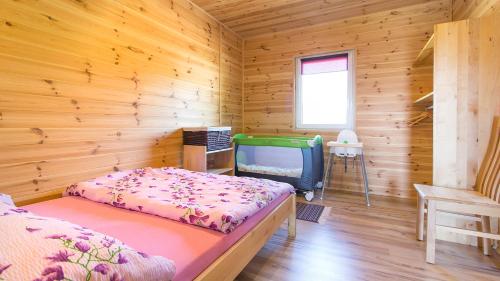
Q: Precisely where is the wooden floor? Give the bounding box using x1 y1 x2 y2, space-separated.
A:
237 191 500 281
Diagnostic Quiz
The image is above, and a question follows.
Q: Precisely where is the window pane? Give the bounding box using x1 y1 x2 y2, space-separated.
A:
301 71 348 125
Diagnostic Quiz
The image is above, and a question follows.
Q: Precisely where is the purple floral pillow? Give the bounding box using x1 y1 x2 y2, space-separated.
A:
0 198 176 280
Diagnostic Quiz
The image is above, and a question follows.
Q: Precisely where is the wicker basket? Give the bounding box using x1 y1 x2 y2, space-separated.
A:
183 127 232 151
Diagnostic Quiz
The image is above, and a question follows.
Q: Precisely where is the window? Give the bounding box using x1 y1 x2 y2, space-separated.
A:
295 50 355 130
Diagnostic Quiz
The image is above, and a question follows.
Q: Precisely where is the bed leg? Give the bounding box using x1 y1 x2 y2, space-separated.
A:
288 195 296 238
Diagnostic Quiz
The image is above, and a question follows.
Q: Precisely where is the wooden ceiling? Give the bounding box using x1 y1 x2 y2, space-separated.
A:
192 0 439 38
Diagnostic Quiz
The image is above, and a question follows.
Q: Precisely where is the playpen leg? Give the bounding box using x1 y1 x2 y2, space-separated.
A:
360 152 371 207
321 153 333 200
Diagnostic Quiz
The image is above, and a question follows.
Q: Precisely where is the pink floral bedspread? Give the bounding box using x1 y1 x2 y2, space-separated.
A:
0 202 175 281
64 167 294 233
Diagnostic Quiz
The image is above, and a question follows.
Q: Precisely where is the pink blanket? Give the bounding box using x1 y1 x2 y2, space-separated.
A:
64 167 294 233
0 202 176 281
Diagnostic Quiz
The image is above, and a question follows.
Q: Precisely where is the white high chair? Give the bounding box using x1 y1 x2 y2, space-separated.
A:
334 130 361 170
321 130 370 206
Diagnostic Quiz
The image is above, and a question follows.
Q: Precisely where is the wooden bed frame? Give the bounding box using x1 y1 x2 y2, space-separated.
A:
195 194 296 281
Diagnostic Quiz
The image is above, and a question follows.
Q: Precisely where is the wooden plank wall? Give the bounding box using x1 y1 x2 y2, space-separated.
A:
0 0 242 204
452 0 500 20
220 27 243 132
243 0 452 198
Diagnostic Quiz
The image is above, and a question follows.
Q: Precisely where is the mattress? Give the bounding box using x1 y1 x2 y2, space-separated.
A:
238 163 303 178
25 193 290 281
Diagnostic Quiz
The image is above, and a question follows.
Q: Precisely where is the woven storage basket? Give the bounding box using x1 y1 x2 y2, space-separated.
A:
183 127 231 151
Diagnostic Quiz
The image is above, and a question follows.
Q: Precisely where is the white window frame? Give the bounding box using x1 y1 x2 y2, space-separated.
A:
295 50 356 130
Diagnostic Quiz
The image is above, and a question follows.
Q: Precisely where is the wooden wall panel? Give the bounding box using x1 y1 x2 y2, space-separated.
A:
452 0 500 20
220 26 243 133
243 1 452 198
0 0 242 203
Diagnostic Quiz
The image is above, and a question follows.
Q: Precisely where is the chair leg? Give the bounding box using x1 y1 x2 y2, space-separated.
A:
327 154 334 189
481 216 491 256
426 200 437 264
416 194 425 241
359 152 370 207
321 153 333 200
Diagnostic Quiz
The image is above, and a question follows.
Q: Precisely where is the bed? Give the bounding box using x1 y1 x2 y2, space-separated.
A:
22 167 297 281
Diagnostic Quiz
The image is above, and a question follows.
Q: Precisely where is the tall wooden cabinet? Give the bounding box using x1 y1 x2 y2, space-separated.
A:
431 13 500 244
433 15 499 190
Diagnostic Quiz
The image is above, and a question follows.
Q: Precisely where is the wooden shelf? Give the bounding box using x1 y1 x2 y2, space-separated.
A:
183 143 235 176
414 34 434 67
414 91 433 106
206 147 233 154
207 167 234 175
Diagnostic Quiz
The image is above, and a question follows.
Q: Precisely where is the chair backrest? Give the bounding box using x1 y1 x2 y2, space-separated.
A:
334 130 360 157
477 116 500 202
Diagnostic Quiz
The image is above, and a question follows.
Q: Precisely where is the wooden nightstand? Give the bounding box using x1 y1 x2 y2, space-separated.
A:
182 127 234 175
183 144 235 175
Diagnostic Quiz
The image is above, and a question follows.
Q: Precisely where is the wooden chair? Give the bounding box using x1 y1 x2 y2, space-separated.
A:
415 116 500 264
